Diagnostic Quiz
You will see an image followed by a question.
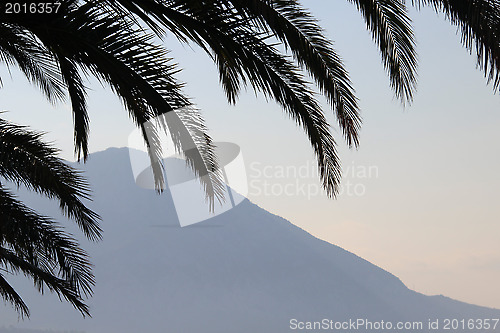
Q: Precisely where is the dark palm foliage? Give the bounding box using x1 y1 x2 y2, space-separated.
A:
0 118 100 317
0 0 498 315
2 1 499 201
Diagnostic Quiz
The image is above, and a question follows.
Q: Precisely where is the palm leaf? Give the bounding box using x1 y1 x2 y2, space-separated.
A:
0 24 65 103
413 0 500 90
0 247 90 317
0 185 93 317
224 0 363 146
104 0 344 195
17 1 225 205
349 0 418 104
0 273 29 318
0 118 101 240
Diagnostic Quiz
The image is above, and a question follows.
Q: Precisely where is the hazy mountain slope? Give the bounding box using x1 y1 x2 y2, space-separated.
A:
1 148 498 332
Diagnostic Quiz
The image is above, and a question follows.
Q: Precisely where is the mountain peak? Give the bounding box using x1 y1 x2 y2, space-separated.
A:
2 147 498 332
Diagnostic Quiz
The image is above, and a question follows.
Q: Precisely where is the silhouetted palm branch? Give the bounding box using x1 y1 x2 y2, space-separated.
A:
97 0 499 196
1 1 225 204
350 0 418 103
0 119 99 317
413 0 500 90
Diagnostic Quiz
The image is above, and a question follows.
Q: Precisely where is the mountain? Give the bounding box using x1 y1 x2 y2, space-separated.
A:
1 147 499 332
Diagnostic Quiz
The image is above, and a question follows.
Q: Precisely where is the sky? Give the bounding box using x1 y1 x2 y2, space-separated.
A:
1 2 499 309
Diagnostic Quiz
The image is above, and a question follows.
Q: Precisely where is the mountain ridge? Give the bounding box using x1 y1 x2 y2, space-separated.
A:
1 147 498 333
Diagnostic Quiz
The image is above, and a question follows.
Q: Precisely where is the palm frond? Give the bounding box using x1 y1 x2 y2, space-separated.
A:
14 1 226 205
107 0 362 148
0 273 29 318
0 24 65 103
0 247 90 316
225 0 362 146
57 57 89 160
244 40 343 196
96 0 344 195
413 0 500 91
0 118 101 241
0 186 93 317
349 0 418 103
